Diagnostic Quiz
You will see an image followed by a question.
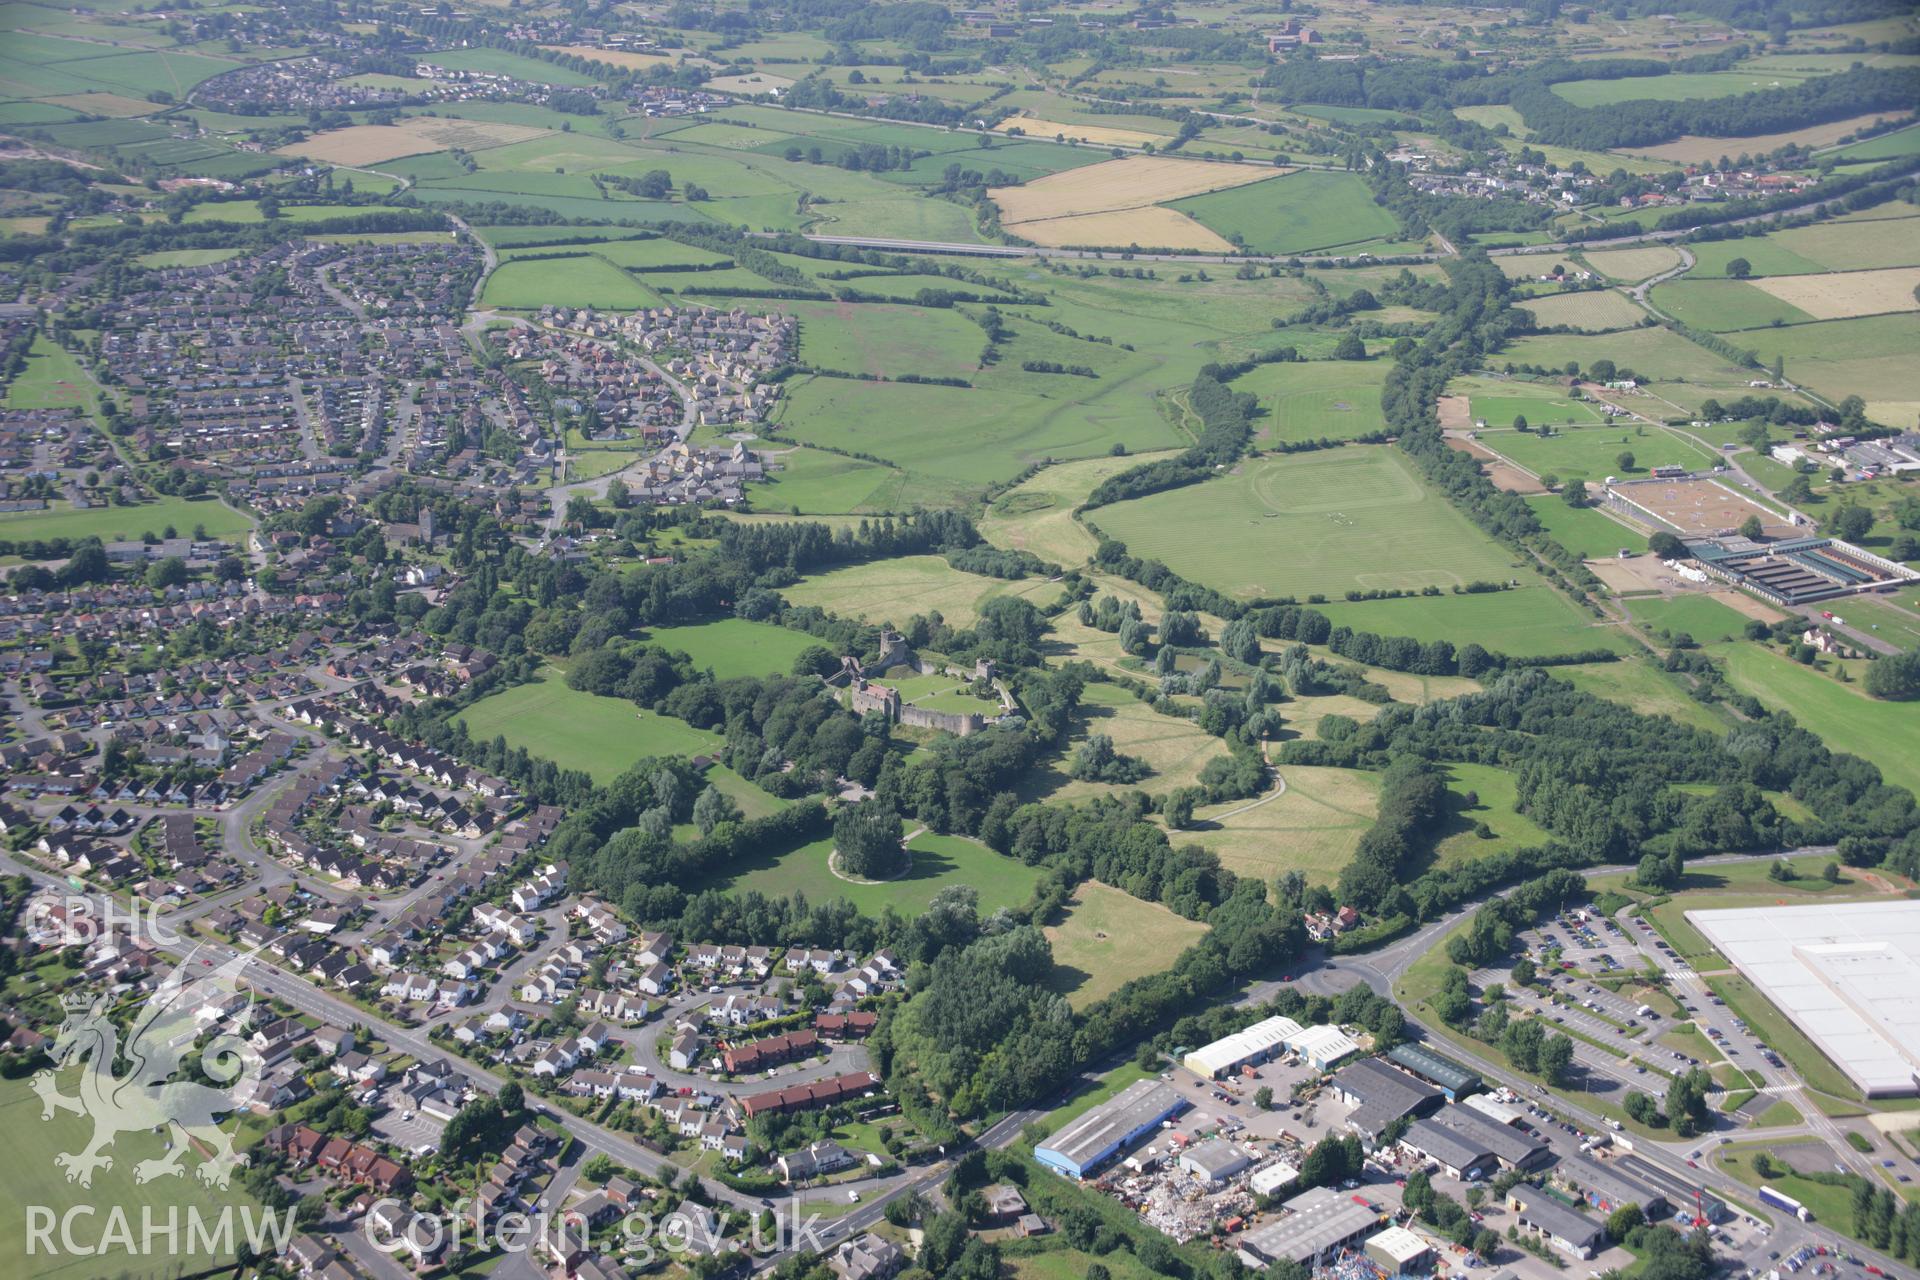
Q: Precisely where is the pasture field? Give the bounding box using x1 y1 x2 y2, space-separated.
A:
1579 245 1685 283
1651 279 1814 330
1091 447 1518 601
1716 643 1920 795
455 674 723 784
1314 586 1631 658
481 256 662 310
1832 124 1920 161
40 90 159 117
1170 170 1401 255
1231 359 1388 442
582 238 732 269
475 225 653 248
1736 313 1920 427
1524 494 1647 559
780 554 1057 629
1499 327 1757 386
1627 594 1752 644
1033 680 1228 804
1006 205 1234 252
979 451 1179 568
1558 659 1728 734
770 371 1178 502
0 1077 267 1280
1495 251 1583 280
1751 266 1920 320
1043 881 1209 1008
1483 422 1717 483
136 246 246 268
1826 595 1920 648
1435 763 1553 868
754 446 912 514
991 155 1274 223
1688 216 1920 277
277 117 548 164
641 618 823 679
1518 289 1646 331
1188 764 1381 884
996 115 1162 149
541 45 673 75
702 831 1042 917
1550 70 1810 108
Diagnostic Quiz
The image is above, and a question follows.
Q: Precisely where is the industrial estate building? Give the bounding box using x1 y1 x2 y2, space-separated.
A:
1507 1185 1607 1260
1386 1043 1482 1101
1399 1102 1550 1179
1235 1186 1382 1271
1328 1056 1444 1141
1689 900 1920 1097
1181 1016 1359 1079
1034 1078 1186 1179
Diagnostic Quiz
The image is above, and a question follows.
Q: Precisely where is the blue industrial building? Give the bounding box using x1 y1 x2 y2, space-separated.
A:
1035 1079 1186 1179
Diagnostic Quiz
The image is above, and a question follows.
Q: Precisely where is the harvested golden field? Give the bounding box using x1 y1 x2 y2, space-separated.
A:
1618 111 1910 164
1752 267 1920 320
1008 205 1235 251
1580 244 1684 283
42 92 161 117
543 44 675 71
1494 250 1581 280
705 72 796 95
1189 765 1382 884
1518 289 1647 330
994 115 1162 149
276 117 548 164
990 156 1279 224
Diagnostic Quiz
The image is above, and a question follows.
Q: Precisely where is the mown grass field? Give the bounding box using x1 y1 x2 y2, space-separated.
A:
1313 587 1630 658
1559 657 1728 734
780 554 1058 629
641 618 823 679
1169 169 1400 254
1188 764 1380 884
1734 313 1920 427
1092 447 1518 600
0 1076 266 1280
1483 422 1718 484
1435 762 1553 867
1518 289 1647 331
1032 680 1227 804
481 255 663 310
1044 880 1209 1008
0 495 252 544
1462 385 1606 430
456 673 723 783
979 451 1178 569
1627 594 1753 644
754 446 912 515
790 300 983 380
1715 643 1920 794
1651 279 1815 331
1524 494 1648 558
701 831 1042 916
1550 69 1811 107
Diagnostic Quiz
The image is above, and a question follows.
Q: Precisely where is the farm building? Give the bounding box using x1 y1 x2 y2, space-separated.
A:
1386 1043 1481 1101
1035 1078 1186 1179
1183 1015 1303 1078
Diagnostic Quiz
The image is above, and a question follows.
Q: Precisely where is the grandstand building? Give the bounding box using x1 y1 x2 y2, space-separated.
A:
1689 535 1919 606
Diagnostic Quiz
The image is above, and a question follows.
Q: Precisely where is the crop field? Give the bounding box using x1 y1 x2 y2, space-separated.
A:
0 1077 266 1280
996 115 1162 149
1092 447 1518 601
780 554 1057 629
1716 643 1920 795
991 155 1275 239
1579 245 1684 283
541 45 673 75
277 117 548 164
1652 279 1816 330
1524 494 1647 559
1483 422 1717 483
1628 594 1752 644
1230 359 1388 442
771 371 1178 502
1006 205 1235 251
641 618 823 679
1314 586 1630 658
1621 110 1912 164
1033 681 1228 804
456 674 723 784
1550 69 1810 108
1169 170 1401 255
1751 266 1920 320
703 831 1042 917
1044 881 1209 1008
1188 764 1381 884
481 256 662 309
1494 251 1582 280
1518 289 1647 331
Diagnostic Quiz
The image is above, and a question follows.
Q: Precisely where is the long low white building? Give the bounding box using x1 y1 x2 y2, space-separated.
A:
1689 900 1920 1098
1184 1016 1303 1079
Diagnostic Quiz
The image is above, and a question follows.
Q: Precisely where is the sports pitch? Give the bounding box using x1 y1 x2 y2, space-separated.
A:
1090 446 1518 600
